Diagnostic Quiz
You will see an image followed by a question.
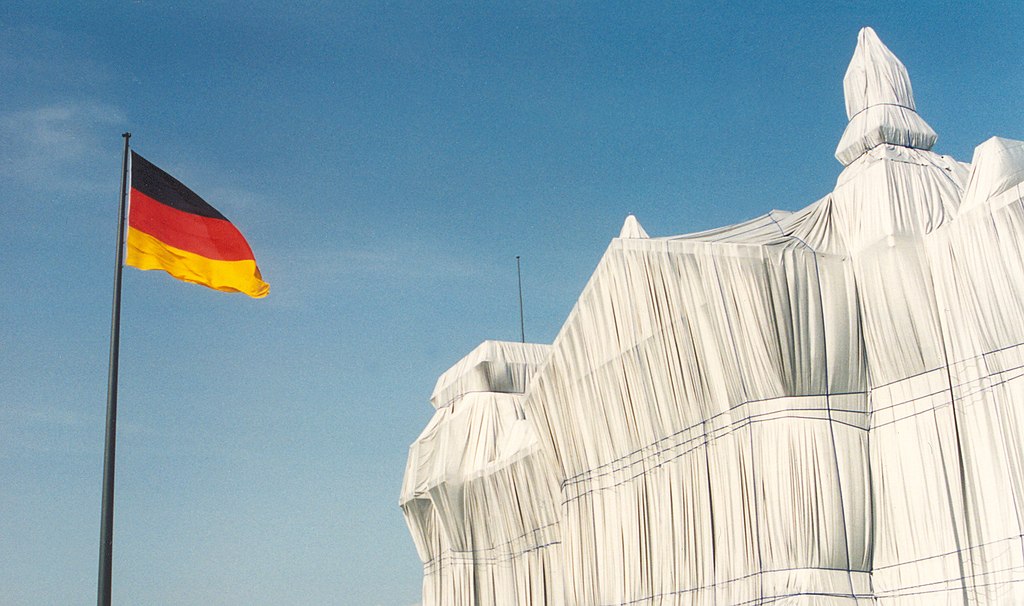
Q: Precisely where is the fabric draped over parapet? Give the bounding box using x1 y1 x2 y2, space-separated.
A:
402 27 1024 605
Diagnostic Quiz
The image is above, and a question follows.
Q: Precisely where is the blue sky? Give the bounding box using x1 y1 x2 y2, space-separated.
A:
1 2 1022 605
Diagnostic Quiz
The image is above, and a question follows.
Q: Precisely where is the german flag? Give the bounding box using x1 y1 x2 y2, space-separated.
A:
126 152 269 298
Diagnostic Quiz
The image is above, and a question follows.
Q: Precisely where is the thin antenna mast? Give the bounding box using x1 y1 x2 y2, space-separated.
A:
516 256 525 343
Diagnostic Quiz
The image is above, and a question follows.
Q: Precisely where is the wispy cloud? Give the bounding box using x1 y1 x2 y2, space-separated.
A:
0 101 126 192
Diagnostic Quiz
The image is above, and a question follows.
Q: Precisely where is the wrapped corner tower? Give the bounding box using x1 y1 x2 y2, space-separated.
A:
402 28 1024 605
401 341 564 605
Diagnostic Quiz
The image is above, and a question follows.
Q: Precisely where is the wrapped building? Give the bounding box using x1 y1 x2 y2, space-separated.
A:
401 28 1024 605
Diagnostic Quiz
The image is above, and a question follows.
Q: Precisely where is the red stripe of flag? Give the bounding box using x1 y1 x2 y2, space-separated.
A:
128 188 257 262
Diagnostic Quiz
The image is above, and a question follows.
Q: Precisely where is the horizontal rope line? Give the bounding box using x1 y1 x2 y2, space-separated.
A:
847 101 917 121
871 367 1024 430
872 339 1024 390
418 520 561 567
561 392 867 488
595 566 871 606
422 540 561 571
561 409 869 505
873 532 1024 571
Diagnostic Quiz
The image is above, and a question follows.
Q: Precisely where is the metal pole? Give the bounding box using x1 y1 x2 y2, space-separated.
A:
516 255 525 343
98 132 130 606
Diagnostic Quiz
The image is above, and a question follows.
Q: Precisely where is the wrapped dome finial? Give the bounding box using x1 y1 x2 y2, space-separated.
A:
618 214 649 239
835 27 937 166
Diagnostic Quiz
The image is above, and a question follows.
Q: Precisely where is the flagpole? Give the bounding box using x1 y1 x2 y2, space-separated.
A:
98 132 130 606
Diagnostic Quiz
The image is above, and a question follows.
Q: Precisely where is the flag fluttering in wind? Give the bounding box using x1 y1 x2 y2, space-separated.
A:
126 151 269 298
98 137 271 606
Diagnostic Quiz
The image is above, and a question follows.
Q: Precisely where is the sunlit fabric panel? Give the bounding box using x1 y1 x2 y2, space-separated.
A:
524 225 871 604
